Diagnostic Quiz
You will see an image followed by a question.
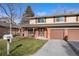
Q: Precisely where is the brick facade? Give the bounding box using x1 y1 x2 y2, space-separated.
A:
35 29 39 39
20 14 79 40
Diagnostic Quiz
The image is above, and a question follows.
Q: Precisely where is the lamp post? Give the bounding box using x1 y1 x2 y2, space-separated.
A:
10 18 12 43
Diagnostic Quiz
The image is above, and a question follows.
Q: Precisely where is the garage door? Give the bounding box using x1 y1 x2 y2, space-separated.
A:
51 29 64 39
68 29 79 40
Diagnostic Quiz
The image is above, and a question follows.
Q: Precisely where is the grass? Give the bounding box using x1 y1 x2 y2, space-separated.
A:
0 37 47 56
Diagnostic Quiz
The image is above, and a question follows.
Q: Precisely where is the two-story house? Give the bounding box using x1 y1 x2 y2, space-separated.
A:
20 13 79 40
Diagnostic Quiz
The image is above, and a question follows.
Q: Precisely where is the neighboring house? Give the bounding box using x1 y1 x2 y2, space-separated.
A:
0 17 16 24
0 17 19 38
20 13 79 40
0 25 9 38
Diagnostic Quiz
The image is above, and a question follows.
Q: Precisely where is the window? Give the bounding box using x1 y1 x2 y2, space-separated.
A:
37 18 45 23
55 17 64 22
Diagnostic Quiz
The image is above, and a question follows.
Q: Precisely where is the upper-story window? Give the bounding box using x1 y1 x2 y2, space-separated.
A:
55 17 64 22
37 18 45 23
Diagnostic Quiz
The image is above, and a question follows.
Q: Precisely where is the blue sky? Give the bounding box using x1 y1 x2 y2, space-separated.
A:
1 3 79 23
20 3 79 16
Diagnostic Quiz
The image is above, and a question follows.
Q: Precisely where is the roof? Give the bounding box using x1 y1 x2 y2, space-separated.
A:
21 23 79 28
0 17 19 28
28 13 79 19
0 22 19 28
0 17 16 24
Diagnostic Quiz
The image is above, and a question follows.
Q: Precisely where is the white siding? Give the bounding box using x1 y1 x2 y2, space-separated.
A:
30 19 36 24
46 18 54 24
66 16 76 23
78 16 79 22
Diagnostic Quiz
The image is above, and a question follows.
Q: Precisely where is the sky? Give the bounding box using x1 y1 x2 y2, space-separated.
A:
20 3 79 15
1 3 79 23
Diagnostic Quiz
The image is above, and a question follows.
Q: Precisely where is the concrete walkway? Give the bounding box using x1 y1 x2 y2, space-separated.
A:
33 40 76 56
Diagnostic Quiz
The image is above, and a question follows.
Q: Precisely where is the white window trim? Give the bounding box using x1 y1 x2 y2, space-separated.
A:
37 18 46 23
55 17 64 22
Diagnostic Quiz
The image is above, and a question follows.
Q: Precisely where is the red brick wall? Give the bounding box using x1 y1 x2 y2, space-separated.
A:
0 27 8 33
0 27 9 37
47 28 51 39
35 29 39 39
0 27 19 38
20 27 79 40
44 29 47 38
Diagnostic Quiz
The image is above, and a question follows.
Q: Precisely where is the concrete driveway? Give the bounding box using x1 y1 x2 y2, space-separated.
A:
33 40 77 56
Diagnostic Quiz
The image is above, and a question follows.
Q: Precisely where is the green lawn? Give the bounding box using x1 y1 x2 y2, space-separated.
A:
0 37 47 56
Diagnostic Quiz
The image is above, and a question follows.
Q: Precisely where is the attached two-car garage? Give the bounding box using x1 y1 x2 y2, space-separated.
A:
50 28 79 40
68 29 79 40
50 29 64 39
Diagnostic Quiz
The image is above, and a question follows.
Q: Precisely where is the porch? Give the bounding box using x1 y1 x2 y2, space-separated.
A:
20 27 48 40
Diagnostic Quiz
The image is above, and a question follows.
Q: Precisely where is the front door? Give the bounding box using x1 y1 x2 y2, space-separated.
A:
28 28 35 37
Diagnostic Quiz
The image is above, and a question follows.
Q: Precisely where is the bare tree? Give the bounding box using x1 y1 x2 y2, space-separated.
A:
0 3 20 35
0 3 22 55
